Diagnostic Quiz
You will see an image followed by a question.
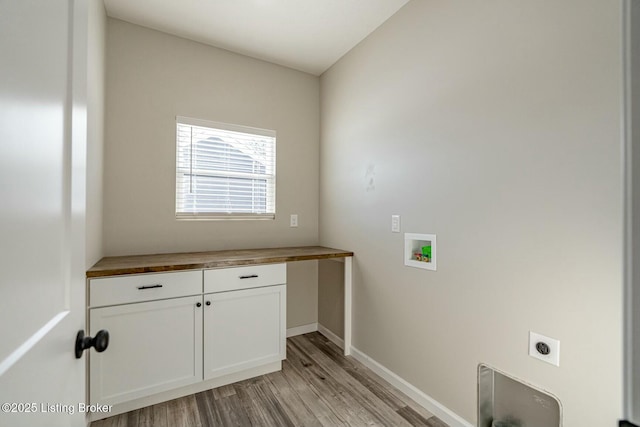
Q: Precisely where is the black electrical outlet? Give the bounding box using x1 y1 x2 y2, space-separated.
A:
535 341 550 355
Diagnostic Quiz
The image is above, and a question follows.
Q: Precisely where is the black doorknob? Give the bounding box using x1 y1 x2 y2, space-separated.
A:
75 329 109 359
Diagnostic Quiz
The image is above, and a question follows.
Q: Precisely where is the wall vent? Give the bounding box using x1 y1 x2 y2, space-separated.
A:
478 364 562 427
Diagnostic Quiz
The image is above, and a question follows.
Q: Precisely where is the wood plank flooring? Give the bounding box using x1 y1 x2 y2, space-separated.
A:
91 332 448 427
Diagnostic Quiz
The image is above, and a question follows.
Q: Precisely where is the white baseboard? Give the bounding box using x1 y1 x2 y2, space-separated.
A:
317 323 344 349
286 323 318 337
290 322 470 426
350 347 473 427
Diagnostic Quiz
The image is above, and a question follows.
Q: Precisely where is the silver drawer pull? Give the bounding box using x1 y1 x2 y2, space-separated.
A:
239 274 258 279
137 284 163 290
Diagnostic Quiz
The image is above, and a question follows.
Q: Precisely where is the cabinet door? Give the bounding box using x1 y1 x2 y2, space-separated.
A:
204 285 286 380
90 296 203 406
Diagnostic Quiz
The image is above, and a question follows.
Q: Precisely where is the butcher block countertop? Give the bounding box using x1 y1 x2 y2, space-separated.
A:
87 246 354 278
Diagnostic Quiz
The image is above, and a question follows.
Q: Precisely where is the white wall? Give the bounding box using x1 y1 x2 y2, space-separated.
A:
86 0 106 269
318 259 344 337
319 1 623 425
104 19 319 256
287 260 318 329
104 19 321 328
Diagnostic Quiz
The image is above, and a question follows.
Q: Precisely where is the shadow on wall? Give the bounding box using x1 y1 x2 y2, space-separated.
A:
318 259 345 338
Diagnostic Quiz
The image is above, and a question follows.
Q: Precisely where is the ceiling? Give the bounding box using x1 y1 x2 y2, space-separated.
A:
103 0 410 76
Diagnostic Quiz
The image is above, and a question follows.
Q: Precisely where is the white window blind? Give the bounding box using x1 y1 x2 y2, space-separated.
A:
176 117 276 219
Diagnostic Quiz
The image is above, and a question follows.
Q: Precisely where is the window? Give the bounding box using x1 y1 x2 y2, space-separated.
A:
175 117 276 219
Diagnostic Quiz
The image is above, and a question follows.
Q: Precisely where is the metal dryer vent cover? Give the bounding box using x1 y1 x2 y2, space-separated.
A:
478 364 562 427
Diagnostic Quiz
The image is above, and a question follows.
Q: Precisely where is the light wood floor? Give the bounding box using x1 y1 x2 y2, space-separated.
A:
92 332 448 427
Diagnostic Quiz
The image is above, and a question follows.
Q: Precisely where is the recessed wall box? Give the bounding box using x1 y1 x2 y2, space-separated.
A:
404 233 436 271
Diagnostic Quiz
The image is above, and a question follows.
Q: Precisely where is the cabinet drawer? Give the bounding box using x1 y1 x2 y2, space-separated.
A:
89 270 202 307
204 263 286 293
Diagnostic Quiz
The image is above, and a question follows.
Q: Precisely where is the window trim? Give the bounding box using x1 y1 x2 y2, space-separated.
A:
175 116 276 220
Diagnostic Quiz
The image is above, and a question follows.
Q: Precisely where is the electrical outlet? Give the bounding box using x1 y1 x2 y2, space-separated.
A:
290 214 298 228
529 331 560 366
391 215 400 233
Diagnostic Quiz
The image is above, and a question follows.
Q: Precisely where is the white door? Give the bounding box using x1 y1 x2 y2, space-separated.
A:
0 1 89 426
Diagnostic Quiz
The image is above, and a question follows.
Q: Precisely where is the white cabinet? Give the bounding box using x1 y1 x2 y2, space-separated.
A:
87 263 286 414
204 285 286 379
89 295 203 406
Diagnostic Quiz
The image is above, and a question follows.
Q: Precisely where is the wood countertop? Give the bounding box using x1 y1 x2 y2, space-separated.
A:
87 246 354 278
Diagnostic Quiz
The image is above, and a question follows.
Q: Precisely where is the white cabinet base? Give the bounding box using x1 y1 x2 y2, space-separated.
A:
88 264 287 420
91 361 281 421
